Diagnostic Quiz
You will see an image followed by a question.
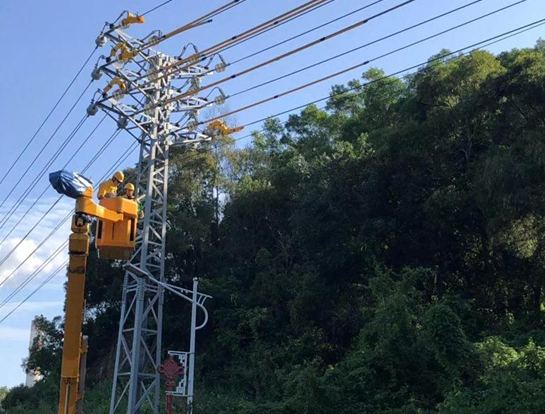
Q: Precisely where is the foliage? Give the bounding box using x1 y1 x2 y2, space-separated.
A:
5 41 545 413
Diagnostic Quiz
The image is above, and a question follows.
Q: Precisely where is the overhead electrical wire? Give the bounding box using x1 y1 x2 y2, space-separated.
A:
0 142 139 318
103 0 326 73
0 127 123 273
0 116 109 250
141 0 175 16
0 49 97 189
158 0 250 41
233 18 545 142
0 209 71 290
161 0 419 107
228 0 498 98
200 0 531 125
0 259 69 325
0 81 93 212
0 241 68 309
220 0 340 57
0 116 106 248
0 131 134 293
0 114 90 230
161 0 334 71
229 0 387 65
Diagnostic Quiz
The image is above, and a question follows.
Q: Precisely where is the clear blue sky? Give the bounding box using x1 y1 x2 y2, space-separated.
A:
0 0 543 388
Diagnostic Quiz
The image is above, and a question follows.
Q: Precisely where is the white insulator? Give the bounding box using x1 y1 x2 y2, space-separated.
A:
91 67 103 81
214 95 226 105
148 36 160 46
95 35 107 47
188 55 200 64
87 104 98 116
117 116 128 129
215 62 227 73
189 110 199 120
187 121 197 131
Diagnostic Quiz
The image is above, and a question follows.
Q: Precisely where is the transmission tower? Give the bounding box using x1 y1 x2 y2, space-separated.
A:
88 13 225 414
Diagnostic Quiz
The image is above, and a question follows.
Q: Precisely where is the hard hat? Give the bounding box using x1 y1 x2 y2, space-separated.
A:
124 183 135 191
113 171 125 182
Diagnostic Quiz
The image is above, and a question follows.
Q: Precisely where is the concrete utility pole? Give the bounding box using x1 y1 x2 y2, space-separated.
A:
88 12 222 414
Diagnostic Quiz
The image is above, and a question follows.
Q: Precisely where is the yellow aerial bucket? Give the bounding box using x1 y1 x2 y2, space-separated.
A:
95 197 138 260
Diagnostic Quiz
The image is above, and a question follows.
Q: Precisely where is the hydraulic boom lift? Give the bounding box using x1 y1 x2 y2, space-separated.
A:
49 171 138 414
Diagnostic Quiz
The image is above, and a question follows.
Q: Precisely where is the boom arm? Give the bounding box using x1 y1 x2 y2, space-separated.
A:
57 187 137 414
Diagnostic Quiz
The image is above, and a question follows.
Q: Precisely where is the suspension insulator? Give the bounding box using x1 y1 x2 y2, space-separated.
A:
95 35 107 47
214 95 226 105
87 104 98 116
117 117 128 129
91 67 103 81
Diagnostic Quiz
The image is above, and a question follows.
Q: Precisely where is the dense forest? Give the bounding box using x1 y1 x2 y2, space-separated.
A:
3 41 545 413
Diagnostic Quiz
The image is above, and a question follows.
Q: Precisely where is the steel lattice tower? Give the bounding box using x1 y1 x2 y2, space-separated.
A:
89 16 224 414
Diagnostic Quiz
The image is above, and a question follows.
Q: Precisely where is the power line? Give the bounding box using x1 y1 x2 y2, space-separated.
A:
202 0 531 124
0 116 108 250
0 209 70 289
230 0 386 65
161 0 333 72
0 143 140 323
222 0 339 58
0 114 90 231
141 0 175 16
0 81 93 212
0 127 122 274
0 259 68 326
0 135 136 293
229 0 491 97
0 48 97 188
162 0 419 107
155 0 252 43
233 18 545 142
0 241 68 309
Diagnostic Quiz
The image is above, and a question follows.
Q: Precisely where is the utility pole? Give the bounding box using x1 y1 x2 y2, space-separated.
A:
88 13 224 414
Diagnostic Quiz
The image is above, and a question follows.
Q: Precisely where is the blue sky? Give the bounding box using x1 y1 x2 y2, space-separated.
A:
0 0 543 388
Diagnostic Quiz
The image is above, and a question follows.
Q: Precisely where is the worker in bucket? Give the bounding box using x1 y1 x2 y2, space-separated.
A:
123 183 136 200
123 183 144 219
98 171 124 199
